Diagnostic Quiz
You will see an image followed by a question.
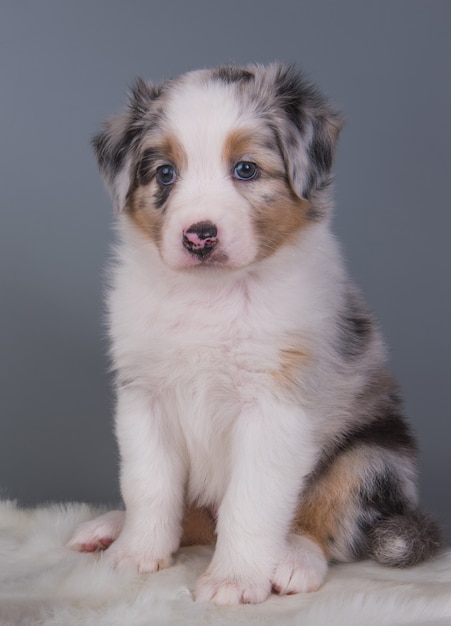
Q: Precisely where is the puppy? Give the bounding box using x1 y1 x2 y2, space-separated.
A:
68 63 441 605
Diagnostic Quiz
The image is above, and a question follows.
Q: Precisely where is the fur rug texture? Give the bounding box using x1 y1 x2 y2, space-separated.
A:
0 501 450 626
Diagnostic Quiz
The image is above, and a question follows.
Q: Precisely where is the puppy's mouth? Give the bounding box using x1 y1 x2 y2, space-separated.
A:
183 247 230 268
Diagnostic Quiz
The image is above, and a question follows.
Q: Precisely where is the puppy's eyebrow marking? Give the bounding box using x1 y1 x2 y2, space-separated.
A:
223 129 258 162
160 134 187 170
222 128 285 177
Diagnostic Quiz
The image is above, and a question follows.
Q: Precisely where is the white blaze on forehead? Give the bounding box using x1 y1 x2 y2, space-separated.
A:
156 77 261 270
164 78 251 176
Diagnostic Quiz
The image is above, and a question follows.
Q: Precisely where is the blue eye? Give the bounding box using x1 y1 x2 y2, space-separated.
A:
233 161 258 181
156 164 177 185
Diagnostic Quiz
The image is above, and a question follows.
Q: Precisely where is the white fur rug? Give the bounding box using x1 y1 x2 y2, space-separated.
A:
0 501 450 626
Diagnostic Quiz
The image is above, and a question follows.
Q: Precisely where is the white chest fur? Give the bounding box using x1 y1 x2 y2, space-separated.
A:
108 220 344 504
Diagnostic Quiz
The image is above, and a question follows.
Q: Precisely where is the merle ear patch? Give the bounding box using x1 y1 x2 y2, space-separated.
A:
92 78 163 211
92 123 140 179
271 65 343 204
128 78 162 117
92 78 161 175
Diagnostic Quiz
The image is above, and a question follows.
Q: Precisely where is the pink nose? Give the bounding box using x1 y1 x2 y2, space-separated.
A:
183 221 218 258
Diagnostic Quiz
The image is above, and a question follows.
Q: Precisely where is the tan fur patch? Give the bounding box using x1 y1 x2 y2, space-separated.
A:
223 128 254 165
127 134 187 244
223 127 313 260
180 506 216 546
252 182 312 260
293 448 367 557
127 187 165 244
159 134 187 171
271 347 309 389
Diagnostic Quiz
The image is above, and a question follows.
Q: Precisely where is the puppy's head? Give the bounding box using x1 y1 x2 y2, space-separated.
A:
94 63 342 270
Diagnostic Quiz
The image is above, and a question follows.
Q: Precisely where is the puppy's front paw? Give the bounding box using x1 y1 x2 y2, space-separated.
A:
67 510 125 552
195 570 271 605
105 536 173 574
272 533 328 595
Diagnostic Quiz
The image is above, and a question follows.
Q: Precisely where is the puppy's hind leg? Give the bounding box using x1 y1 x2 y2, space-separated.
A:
272 533 328 595
67 510 125 552
290 442 441 581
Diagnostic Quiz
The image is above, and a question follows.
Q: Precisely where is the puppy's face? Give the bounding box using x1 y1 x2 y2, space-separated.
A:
94 64 342 271
127 85 310 271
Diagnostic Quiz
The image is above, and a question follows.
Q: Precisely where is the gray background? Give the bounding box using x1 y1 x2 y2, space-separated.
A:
1 1 450 540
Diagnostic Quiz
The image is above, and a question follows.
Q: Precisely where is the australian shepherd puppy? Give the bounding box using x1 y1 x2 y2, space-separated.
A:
68 63 440 605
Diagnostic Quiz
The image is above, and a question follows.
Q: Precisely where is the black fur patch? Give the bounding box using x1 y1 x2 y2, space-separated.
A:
129 77 162 117
136 148 160 186
338 290 374 360
127 146 175 212
341 390 415 461
272 65 343 200
92 78 163 181
92 124 142 177
154 181 173 210
313 371 416 481
349 403 416 453
308 115 335 176
273 65 312 128
212 66 255 84
360 471 408 519
353 470 410 558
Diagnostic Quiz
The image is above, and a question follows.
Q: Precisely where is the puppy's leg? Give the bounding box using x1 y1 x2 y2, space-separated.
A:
279 443 436 593
271 446 358 596
195 398 316 605
67 510 125 552
272 533 328 595
272 445 413 596
106 386 185 573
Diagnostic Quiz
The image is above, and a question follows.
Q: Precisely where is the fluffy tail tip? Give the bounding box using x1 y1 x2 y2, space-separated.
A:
369 510 442 567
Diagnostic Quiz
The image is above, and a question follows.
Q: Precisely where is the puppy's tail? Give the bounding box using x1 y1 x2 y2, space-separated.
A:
368 509 442 567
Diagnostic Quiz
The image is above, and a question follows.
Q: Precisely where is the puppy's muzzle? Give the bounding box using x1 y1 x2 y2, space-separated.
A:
183 221 218 259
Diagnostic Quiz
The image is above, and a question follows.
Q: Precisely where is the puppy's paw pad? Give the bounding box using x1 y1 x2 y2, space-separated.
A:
67 510 125 552
272 534 328 595
77 538 114 552
195 572 271 605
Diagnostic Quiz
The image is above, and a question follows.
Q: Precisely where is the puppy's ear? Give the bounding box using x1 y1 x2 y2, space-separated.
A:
270 65 343 203
92 78 159 211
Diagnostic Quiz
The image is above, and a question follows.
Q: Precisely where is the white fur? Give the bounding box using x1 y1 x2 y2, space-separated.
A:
108 219 342 601
272 533 328 594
